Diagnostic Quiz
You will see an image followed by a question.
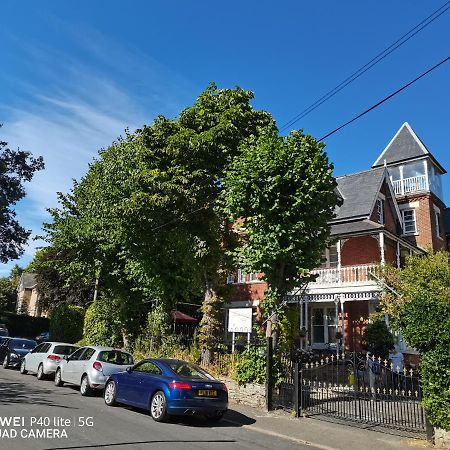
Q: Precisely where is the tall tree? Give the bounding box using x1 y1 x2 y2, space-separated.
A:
0 125 44 262
221 129 338 340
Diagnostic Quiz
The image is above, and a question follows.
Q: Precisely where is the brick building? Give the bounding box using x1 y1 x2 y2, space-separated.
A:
225 122 448 354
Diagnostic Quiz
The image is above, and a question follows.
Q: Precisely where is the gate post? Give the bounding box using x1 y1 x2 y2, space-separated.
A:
293 361 299 416
265 337 273 411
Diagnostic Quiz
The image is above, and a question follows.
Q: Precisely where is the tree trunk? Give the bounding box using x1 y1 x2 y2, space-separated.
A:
199 273 221 365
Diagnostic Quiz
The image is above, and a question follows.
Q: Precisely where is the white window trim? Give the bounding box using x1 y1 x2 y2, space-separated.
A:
435 210 442 238
402 209 417 235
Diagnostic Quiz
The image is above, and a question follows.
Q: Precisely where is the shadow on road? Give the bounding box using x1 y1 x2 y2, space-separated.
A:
0 371 79 410
45 439 237 450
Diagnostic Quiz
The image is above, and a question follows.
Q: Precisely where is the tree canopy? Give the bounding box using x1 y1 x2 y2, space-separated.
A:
0 126 44 262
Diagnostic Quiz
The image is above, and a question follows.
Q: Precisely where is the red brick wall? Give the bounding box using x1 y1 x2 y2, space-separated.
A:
229 282 267 302
398 194 447 251
341 236 380 266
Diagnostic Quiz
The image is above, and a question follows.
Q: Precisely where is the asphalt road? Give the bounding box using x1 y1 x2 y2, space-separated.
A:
0 367 310 450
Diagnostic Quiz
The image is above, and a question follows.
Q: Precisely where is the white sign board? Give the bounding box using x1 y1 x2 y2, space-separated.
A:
228 308 252 333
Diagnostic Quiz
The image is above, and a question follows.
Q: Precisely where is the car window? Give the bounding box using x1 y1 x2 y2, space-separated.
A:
41 343 52 353
53 345 78 355
134 361 161 375
80 348 96 361
97 351 133 365
10 339 37 350
167 361 215 380
32 343 45 353
69 348 86 361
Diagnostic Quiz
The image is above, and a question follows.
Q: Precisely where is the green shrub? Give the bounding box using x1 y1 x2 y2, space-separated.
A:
0 312 49 338
49 304 84 343
364 317 394 358
234 345 266 384
83 296 122 347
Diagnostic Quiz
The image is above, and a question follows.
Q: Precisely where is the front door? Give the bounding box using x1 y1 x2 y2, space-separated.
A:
311 306 338 349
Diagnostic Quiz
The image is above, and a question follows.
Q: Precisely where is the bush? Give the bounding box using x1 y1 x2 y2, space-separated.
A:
0 312 49 338
382 252 450 430
234 345 266 384
83 296 123 347
49 304 84 343
364 317 394 358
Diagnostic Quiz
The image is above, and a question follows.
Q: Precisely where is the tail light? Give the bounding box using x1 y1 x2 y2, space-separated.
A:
222 383 228 393
92 361 103 371
47 354 61 361
169 381 191 390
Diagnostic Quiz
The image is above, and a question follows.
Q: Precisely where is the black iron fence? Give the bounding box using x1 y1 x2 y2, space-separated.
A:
266 342 427 436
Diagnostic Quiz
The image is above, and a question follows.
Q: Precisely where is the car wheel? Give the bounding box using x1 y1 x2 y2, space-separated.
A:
104 380 117 406
54 368 64 387
80 375 93 396
20 360 28 374
150 391 169 422
37 364 46 380
2 355 9 369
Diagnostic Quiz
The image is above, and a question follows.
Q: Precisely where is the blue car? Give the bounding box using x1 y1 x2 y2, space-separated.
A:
104 358 228 422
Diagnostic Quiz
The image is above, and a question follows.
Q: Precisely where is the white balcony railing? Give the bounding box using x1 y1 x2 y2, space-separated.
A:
309 264 378 286
392 175 427 196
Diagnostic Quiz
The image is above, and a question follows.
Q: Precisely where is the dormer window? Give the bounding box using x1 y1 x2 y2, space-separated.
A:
376 198 384 224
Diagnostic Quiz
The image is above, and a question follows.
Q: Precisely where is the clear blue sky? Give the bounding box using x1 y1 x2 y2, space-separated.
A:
0 1 449 275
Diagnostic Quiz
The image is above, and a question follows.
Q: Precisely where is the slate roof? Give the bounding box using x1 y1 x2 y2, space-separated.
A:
332 167 386 222
372 122 446 173
20 273 37 290
330 220 383 237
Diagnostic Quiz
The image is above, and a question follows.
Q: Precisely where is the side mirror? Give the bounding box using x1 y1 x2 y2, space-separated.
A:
126 366 132 373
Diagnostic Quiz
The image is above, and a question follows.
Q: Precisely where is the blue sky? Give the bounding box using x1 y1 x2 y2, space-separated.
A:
0 1 449 275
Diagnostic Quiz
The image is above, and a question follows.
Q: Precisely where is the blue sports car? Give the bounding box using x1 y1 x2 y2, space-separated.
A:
104 358 228 422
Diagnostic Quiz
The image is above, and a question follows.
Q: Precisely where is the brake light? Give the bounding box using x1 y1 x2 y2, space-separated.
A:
47 354 61 361
169 381 191 390
222 384 228 393
92 361 103 371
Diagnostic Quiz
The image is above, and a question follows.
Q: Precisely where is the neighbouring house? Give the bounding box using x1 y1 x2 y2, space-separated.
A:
225 122 448 358
16 273 46 317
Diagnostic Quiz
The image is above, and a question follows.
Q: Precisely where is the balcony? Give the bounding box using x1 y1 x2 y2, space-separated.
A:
309 264 378 287
392 175 427 196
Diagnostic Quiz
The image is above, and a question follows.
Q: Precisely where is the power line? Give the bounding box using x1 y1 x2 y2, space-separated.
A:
279 1 450 132
318 56 450 142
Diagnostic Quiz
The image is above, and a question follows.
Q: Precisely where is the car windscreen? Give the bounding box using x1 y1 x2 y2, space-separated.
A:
97 351 133 365
167 361 215 380
10 339 36 350
54 345 78 355
0 330 8 337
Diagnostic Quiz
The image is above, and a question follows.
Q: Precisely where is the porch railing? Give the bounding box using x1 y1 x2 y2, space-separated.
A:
310 264 378 286
392 175 427 196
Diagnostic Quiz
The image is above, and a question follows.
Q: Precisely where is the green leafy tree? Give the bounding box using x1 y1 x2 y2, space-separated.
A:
221 129 338 337
43 84 275 361
363 317 394 358
381 252 450 431
49 304 84 343
0 265 24 313
0 125 44 262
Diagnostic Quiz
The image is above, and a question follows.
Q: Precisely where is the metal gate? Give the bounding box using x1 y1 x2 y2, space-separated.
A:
296 353 427 435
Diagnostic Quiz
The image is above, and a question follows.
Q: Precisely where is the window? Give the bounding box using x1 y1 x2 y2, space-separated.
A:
134 361 161 375
312 307 338 345
237 269 246 283
402 209 416 234
68 348 85 361
376 198 384 224
98 350 133 365
80 348 96 361
435 210 441 236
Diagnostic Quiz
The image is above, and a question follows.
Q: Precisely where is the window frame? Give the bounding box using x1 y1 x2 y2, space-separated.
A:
435 210 441 237
376 198 384 224
402 209 417 235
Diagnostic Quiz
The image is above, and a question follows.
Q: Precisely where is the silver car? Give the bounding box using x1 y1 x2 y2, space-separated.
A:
54 346 134 396
20 342 79 379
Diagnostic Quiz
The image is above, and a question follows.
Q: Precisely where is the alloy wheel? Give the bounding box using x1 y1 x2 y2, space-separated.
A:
104 381 116 406
151 393 165 419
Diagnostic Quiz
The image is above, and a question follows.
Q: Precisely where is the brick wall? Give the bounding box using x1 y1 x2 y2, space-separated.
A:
341 236 380 266
230 282 267 302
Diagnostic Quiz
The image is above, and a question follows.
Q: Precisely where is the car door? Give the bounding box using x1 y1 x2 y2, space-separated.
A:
123 361 162 408
34 343 52 371
76 347 96 384
26 343 45 372
63 348 86 384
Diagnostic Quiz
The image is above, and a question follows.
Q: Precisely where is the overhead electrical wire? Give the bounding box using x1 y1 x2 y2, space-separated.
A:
279 0 450 132
318 55 450 141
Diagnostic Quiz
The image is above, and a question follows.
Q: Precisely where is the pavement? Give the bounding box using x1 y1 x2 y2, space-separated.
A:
226 403 432 450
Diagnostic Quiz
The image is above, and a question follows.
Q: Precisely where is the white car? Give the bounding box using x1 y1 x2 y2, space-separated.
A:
54 346 134 396
20 342 79 379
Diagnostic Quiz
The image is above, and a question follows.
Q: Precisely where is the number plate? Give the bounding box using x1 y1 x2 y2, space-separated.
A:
198 389 217 397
